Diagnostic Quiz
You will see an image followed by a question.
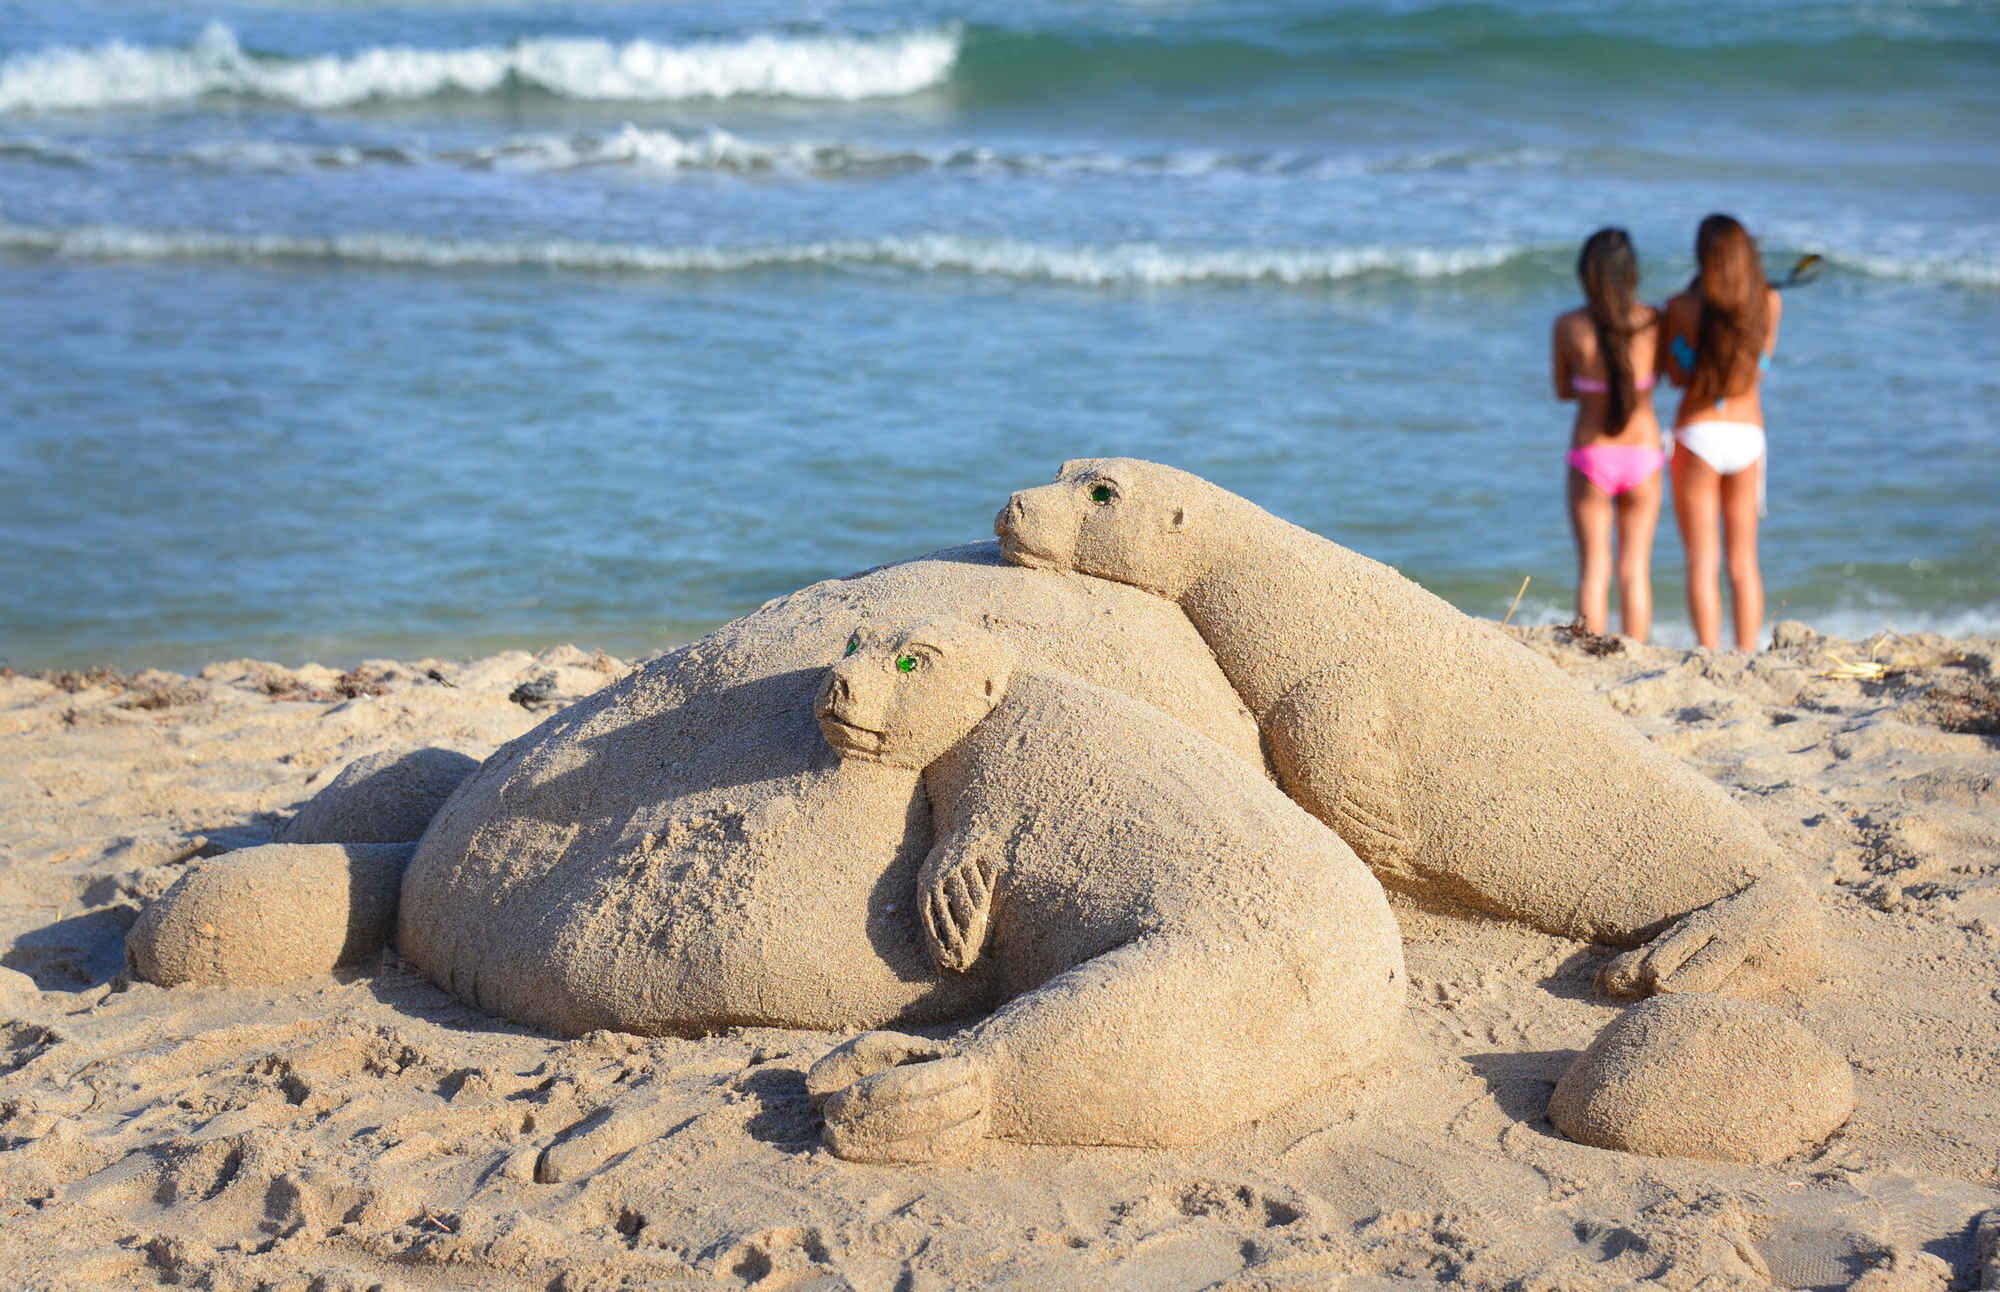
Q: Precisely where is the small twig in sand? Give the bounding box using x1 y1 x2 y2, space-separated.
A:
1501 576 1531 627
420 1205 458 1234
1818 651 1888 682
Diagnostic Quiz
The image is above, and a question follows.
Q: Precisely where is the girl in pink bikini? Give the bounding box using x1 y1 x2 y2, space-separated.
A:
1661 213 1782 651
1552 227 1665 641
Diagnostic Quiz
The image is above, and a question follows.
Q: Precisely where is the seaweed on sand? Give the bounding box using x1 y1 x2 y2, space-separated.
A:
1557 619 1625 657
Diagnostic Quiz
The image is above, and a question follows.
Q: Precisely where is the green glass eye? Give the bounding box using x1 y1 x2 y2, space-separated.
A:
896 655 917 674
1090 484 1112 503
845 636 859 656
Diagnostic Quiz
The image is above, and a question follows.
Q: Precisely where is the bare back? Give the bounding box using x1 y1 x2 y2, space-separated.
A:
1661 287 1782 430
1551 302 1663 450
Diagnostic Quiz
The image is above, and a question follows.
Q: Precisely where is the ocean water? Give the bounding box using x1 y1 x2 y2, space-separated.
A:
3 0 1996 670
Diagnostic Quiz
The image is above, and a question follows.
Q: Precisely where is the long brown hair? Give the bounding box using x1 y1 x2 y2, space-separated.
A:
1577 227 1640 434
1687 213 1770 410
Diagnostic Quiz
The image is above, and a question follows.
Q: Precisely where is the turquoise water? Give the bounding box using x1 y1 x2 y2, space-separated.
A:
3 1 1996 670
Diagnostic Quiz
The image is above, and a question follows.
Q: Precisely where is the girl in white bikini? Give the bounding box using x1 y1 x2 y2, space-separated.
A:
1661 213 1782 651
1552 227 1664 641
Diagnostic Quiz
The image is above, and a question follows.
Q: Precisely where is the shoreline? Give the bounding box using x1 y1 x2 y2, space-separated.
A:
12 601 2000 682
3 624 1997 1287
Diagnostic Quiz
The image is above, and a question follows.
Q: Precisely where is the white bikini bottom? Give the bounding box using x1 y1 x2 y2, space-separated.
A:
1676 420 1767 515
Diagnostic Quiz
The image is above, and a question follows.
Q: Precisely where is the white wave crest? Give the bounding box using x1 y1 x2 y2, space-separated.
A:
1829 250 2000 289
464 124 834 174
1499 596 2000 650
54 122 1590 186
0 22 959 114
177 140 376 171
1370 146 1563 175
0 223 1531 286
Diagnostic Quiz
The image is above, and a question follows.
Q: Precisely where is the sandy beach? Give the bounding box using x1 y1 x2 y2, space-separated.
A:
3 621 1996 1290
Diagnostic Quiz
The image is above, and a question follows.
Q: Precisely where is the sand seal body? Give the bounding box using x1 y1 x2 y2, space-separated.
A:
808 618 1404 1158
392 544 1268 1036
997 459 1822 998
124 545 1271 1035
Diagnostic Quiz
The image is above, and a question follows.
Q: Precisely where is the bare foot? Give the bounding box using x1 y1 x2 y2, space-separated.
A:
806 1031 990 1164
1599 871 1823 1000
919 840 1000 973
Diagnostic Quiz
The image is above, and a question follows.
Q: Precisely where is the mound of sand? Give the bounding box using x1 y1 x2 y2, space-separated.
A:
274 747 478 846
1550 993 1855 1163
125 842 412 988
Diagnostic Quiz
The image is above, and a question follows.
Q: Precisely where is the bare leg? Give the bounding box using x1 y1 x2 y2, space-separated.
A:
1671 447 1724 648
1613 465 1663 642
1721 459 1764 651
1567 467 1613 635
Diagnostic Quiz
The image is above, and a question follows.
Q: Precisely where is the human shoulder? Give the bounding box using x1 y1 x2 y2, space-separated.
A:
1553 308 1594 347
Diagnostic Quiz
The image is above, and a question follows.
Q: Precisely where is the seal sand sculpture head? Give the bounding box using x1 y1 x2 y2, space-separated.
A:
997 459 1823 1001
805 617 1405 1163
815 620 1014 771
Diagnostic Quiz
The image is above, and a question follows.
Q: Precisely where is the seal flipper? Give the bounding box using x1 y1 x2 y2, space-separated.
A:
918 826 1005 973
1597 869 1823 1001
1264 666 1418 888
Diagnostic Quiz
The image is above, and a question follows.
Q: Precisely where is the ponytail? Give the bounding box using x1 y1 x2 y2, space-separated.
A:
1577 228 1640 434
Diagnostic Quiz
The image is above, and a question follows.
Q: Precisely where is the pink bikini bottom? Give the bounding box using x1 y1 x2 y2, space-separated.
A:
1567 445 1668 497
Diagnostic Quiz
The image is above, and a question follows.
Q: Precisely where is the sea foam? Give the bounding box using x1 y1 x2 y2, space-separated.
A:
0 223 1531 286
0 22 959 113
153 128 1554 181
1830 251 2000 290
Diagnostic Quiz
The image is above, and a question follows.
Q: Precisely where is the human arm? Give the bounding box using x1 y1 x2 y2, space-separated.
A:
1660 293 1696 388
1551 314 1575 401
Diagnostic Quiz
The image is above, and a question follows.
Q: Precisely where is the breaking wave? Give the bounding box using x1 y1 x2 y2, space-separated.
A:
52 125 1567 181
1827 250 2000 290
0 22 959 113
0 223 1537 287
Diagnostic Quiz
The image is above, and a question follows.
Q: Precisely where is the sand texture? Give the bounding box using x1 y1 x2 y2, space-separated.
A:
4 614 2000 1287
999 459 1825 999
809 619 1403 1157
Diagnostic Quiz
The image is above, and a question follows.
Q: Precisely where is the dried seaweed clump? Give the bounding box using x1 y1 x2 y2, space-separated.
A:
35 665 132 693
1920 677 2000 738
119 679 205 711
1557 619 1626 657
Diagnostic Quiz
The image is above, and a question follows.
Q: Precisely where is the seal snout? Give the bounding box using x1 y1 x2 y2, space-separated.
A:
817 668 889 758
816 670 850 719
995 489 1064 570
993 494 1025 539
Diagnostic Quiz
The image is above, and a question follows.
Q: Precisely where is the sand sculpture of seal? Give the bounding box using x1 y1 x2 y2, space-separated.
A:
995 459 1823 1000
803 617 1404 1162
130 546 1275 1038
